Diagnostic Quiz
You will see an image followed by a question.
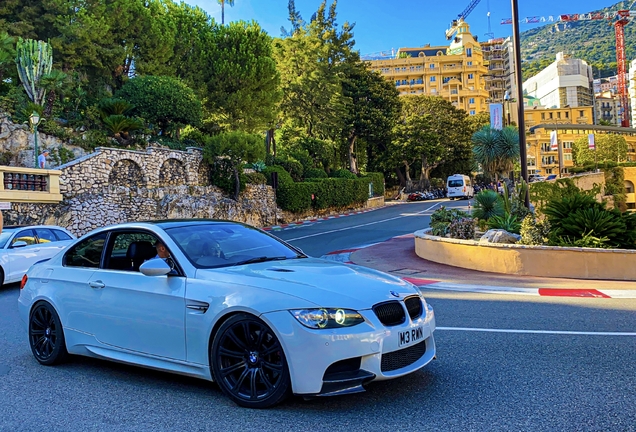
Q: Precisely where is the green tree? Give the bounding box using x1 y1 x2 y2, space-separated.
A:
217 0 235 25
573 134 628 166
205 21 281 133
0 32 15 85
116 75 202 136
341 64 400 174
203 131 265 199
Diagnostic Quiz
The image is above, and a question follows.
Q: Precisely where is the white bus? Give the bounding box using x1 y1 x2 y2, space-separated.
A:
446 174 474 200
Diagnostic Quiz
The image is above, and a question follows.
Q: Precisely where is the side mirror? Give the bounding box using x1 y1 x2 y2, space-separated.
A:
12 241 28 248
139 258 172 277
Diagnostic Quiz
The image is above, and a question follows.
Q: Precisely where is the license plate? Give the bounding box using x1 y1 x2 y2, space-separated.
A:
398 326 424 347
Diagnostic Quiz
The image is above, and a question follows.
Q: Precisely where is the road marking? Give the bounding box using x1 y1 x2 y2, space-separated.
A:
437 327 636 336
285 201 446 242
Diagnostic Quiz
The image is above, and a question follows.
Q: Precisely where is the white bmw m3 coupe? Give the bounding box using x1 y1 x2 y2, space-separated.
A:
19 220 436 408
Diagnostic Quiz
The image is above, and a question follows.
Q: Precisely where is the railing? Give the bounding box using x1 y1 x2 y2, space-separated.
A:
0 166 63 203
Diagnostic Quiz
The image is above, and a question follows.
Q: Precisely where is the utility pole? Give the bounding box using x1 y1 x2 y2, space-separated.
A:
510 0 530 208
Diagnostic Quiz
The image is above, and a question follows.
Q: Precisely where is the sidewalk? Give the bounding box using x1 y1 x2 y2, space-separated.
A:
334 234 636 298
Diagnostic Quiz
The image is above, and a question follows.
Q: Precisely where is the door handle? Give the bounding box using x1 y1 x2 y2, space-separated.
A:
89 281 105 289
32 249 41 252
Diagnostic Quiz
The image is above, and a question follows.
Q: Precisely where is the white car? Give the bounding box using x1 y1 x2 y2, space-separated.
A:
0 225 75 286
19 220 436 408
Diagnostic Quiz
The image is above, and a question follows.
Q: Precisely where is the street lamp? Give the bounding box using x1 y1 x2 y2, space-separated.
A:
504 91 511 126
29 112 41 169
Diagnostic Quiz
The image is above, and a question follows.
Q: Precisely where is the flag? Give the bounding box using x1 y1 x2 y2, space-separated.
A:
490 103 503 130
550 130 558 151
588 134 595 150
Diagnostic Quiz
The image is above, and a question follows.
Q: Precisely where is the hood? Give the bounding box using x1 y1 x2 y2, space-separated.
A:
195 258 418 310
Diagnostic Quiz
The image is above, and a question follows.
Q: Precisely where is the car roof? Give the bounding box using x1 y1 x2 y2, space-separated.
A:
3 225 70 231
93 219 247 233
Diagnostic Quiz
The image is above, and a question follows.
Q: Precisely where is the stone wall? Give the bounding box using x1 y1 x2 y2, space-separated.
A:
5 184 278 237
0 112 87 167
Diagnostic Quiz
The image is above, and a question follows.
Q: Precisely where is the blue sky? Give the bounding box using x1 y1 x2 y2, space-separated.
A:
185 0 627 55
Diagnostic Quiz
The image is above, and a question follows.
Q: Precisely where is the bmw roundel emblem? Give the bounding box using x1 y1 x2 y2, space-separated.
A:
390 291 400 298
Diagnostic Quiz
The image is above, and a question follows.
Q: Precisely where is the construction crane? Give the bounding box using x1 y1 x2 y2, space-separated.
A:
446 0 483 39
502 7 636 127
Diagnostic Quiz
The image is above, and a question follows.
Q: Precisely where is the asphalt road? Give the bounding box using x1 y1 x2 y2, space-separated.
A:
1 199 635 431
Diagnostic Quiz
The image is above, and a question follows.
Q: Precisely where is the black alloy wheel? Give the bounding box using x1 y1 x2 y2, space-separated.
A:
29 302 68 365
211 314 290 408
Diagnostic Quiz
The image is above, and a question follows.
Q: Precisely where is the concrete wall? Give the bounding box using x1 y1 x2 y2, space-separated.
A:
414 229 636 281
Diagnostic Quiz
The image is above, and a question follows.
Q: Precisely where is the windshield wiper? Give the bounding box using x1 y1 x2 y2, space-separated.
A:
231 256 289 266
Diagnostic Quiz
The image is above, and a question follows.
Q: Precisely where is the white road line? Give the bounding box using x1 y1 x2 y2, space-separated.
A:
437 326 636 336
285 201 446 242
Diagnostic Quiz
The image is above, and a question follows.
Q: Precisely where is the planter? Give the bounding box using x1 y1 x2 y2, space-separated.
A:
414 229 636 281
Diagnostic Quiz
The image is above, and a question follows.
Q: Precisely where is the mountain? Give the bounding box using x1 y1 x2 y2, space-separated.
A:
520 0 636 80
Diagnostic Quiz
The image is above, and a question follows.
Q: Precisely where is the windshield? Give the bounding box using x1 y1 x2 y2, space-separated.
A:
165 223 304 269
0 229 18 248
448 179 464 188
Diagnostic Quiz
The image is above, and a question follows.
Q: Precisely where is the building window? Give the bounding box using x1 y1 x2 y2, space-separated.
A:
467 61 472 66
468 73 474 79
430 64 436 68
557 112 561 119
466 48 472 57
469 110 476 115
545 169 553 174
549 113 553 119
580 110 584 117
541 113 545 120
565 111 569 118
564 153 573 161
469 98 475 104
430 76 436 82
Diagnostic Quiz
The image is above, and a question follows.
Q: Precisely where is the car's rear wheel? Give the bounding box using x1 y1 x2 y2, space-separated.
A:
211 314 291 408
29 302 68 365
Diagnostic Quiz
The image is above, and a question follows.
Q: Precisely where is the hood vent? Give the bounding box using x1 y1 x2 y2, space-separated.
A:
267 268 295 272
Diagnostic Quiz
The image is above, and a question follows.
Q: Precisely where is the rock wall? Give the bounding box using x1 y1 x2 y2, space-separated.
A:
5 184 278 237
0 112 87 167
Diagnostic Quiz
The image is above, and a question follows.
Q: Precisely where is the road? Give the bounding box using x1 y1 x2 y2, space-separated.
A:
1 199 635 431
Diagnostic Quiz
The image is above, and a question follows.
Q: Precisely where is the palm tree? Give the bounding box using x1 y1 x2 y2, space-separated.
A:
217 0 235 25
472 125 520 180
40 69 69 117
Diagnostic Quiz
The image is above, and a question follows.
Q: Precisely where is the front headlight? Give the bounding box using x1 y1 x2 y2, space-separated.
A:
290 308 365 329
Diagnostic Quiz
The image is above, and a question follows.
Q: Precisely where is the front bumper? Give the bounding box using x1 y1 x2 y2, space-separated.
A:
261 304 436 395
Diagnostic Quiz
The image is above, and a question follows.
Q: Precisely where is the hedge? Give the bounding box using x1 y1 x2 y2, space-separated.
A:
263 165 372 213
363 172 385 197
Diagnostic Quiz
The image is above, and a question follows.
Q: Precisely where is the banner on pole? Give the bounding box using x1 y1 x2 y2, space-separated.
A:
588 134 595 150
550 130 558 151
489 104 503 130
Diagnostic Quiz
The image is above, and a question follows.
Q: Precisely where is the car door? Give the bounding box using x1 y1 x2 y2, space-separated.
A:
84 230 186 360
34 228 68 259
6 229 41 283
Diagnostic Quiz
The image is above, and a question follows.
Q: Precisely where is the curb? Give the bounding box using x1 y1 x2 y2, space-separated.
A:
262 208 380 231
322 244 636 300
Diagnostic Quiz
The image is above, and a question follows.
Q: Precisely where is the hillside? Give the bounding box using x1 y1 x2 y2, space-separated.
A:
520 0 636 80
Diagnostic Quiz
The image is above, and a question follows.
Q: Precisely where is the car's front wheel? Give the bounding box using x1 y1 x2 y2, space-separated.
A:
29 302 68 365
211 314 291 408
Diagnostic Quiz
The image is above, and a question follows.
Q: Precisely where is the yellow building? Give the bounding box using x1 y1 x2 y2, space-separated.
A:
525 106 636 176
367 21 489 116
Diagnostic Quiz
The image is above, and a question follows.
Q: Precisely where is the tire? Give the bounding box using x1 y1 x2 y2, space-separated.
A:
29 302 68 366
211 313 291 409
0 267 4 287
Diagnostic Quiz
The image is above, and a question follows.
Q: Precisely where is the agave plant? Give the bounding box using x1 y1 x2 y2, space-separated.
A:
487 213 521 234
472 189 504 220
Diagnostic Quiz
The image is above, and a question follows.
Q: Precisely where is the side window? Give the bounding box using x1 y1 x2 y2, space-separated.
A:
34 229 57 244
52 229 73 241
11 229 37 247
104 232 159 272
64 232 108 268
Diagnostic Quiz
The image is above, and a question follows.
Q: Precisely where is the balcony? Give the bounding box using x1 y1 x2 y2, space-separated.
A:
0 166 63 203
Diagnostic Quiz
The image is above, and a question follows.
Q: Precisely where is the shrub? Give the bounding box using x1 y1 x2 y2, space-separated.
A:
272 157 304 182
604 167 626 212
519 215 550 246
472 190 504 220
449 217 476 240
487 214 521 234
363 172 385 197
276 182 315 213
304 168 328 179
330 169 357 179
313 178 369 210
263 165 293 187
244 172 267 185
430 206 469 236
